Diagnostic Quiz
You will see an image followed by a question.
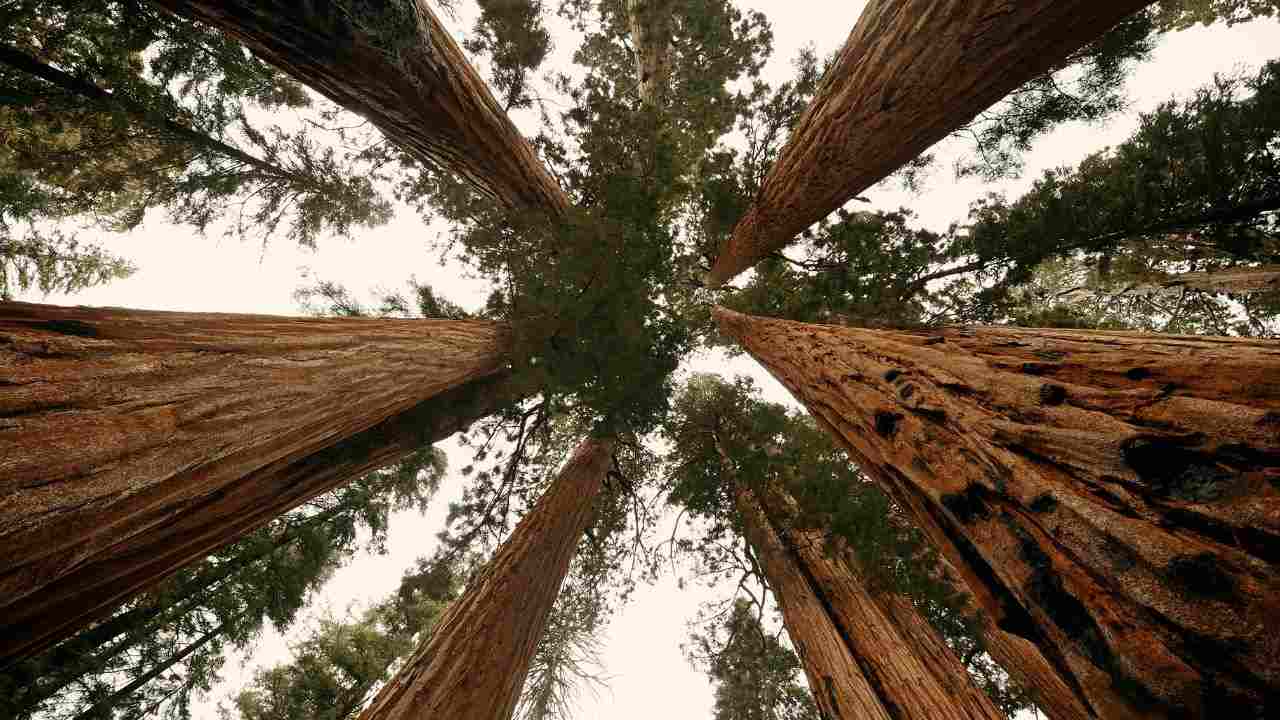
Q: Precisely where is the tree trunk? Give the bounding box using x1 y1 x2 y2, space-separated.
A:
152 0 570 216
714 306 1280 717
1148 265 1280 295
626 0 674 108
705 0 1155 286
0 301 512 666
356 437 613 720
734 487 893 720
859 458 1096 720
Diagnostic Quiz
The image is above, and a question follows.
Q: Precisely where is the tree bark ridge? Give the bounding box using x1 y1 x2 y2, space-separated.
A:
154 0 571 215
356 437 613 720
706 0 1154 286
714 306 1280 717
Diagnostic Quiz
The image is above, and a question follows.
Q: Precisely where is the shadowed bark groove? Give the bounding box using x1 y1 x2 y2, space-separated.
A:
757 487 1005 720
706 0 1154 286
735 488 893 720
715 306 1280 718
356 437 613 720
153 0 571 215
0 302 513 666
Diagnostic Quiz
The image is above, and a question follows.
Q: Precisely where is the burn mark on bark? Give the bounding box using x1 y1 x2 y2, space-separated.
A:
1165 553 1236 602
883 369 903 382
923 336 945 345
1021 362 1055 376
941 484 993 524
1120 436 1238 501
898 383 915 400
26 319 99 338
1006 516 1160 710
1028 493 1058 514
874 410 902 438
1101 535 1137 572
1160 508 1280 566
908 406 948 425
1038 383 1067 406
1261 411 1280 426
1125 367 1152 381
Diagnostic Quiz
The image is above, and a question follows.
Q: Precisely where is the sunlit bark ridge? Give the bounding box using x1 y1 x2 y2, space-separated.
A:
705 0 1155 286
0 302 512 666
714 306 1280 717
154 0 571 215
358 437 613 720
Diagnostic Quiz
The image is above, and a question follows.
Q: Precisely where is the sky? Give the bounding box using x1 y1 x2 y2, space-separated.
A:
15 3 1280 719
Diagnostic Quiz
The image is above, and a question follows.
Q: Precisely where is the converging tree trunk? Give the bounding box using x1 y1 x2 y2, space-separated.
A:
715 307 1280 717
735 487 894 720
718 437 1002 720
705 0 1155 286
626 0 674 107
0 302 512 666
153 0 570 215
357 437 613 720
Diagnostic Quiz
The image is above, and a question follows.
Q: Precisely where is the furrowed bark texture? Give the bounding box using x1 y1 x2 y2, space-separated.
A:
706 0 1154 286
357 437 613 720
0 301 512 666
626 0 674 107
734 488 892 720
153 0 570 215
757 486 1005 720
715 307 1280 717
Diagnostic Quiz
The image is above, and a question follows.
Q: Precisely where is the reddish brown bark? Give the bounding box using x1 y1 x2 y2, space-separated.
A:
756 490 1005 720
735 488 894 720
856 457 1096 720
357 437 613 720
154 0 570 215
715 307 1280 717
705 0 1154 286
0 302 512 665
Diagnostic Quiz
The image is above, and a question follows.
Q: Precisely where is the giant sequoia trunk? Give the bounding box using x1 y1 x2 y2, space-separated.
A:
705 0 1154 286
738 486 1004 720
0 302 513 666
153 0 570 215
626 0 674 108
357 437 613 720
715 307 1280 717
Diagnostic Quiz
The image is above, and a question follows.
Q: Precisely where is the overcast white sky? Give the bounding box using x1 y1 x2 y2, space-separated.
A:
17 3 1280 719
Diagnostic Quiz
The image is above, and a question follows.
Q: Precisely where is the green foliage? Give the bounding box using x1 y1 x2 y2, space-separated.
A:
231 557 462 720
0 228 133 299
688 600 819 720
955 11 1156 180
464 0 552 110
516 579 609 720
0 1 394 246
1153 0 1280 30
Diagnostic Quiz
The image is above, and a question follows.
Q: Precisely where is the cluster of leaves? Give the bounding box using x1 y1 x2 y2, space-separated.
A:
0 0 395 248
686 599 819 720
230 553 464 720
0 227 133 299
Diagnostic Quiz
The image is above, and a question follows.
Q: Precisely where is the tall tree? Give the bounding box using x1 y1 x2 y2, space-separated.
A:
705 0 1155 286
714 306 1280 716
153 0 571 215
356 437 613 720
0 302 511 665
667 375 1013 720
3 447 445 720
